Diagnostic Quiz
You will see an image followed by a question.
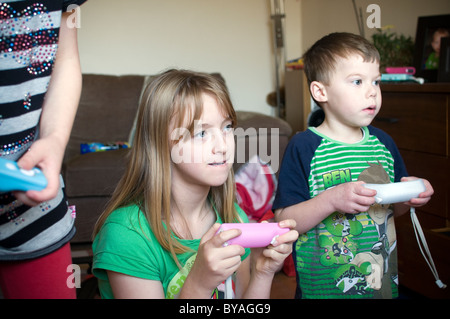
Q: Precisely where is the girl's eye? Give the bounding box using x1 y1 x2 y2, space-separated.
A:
373 79 381 86
352 79 362 86
193 130 207 139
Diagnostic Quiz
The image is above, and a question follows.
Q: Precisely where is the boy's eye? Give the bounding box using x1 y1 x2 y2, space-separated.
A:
224 123 233 132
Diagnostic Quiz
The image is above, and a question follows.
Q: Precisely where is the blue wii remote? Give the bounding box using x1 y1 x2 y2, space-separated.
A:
0 157 47 192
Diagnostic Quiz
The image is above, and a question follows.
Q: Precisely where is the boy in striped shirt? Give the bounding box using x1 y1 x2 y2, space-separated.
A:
273 32 434 299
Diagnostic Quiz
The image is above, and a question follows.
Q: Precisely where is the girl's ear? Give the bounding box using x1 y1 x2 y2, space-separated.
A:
310 81 328 103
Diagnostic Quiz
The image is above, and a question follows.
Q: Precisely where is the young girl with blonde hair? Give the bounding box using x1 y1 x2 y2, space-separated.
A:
92 69 297 299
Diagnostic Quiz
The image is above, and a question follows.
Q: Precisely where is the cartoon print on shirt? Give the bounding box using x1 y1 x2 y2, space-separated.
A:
355 161 397 298
334 262 372 294
323 212 363 237
319 234 357 266
317 162 398 297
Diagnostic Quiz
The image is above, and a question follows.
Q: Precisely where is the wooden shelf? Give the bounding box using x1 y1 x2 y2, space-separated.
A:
381 82 450 93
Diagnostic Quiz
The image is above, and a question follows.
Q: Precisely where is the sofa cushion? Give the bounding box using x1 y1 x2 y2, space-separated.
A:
64 74 146 162
69 196 111 243
64 148 129 197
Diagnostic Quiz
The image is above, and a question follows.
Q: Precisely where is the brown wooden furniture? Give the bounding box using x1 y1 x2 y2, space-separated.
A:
284 69 310 135
376 82 450 299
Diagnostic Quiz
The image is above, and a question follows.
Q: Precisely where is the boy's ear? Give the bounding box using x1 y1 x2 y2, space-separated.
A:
310 81 328 103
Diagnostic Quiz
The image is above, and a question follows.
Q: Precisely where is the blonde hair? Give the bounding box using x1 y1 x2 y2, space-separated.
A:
93 69 239 266
303 32 380 86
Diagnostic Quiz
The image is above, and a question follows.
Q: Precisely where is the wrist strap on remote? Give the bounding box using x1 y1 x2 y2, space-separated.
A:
225 275 233 299
410 207 447 289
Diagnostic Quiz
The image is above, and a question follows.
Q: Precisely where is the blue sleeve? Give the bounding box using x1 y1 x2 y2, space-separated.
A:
368 126 408 182
272 129 322 210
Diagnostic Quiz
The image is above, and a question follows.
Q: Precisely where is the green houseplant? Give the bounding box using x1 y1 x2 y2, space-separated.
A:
371 26 415 70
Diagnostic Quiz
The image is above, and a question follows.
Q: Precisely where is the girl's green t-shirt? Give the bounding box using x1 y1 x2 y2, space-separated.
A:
92 203 250 299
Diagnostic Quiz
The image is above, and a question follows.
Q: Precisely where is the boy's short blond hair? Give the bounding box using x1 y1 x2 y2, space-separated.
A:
303 32 380 86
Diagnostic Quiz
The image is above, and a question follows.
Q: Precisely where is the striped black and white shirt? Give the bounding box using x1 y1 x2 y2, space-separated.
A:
0 0 83 260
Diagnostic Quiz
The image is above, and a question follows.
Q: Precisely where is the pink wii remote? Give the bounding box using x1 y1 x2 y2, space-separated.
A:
217 223 289 248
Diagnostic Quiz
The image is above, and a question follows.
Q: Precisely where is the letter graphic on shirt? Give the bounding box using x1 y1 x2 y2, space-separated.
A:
322 169 351 189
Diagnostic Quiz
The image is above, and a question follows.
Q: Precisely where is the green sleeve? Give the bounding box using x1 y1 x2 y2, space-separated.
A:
92 220 162 282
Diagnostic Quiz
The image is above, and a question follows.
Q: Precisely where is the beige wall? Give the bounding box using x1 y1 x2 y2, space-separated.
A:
76 0 450 115
77 0 302 116
300 0 450 52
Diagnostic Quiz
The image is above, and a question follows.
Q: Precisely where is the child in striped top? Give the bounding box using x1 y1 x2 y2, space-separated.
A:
273 32 434 299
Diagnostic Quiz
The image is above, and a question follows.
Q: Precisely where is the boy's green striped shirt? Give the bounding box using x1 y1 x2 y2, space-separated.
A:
274 126 407 299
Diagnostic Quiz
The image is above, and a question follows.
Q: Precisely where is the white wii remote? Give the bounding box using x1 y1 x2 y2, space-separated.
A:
364 179 426 204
